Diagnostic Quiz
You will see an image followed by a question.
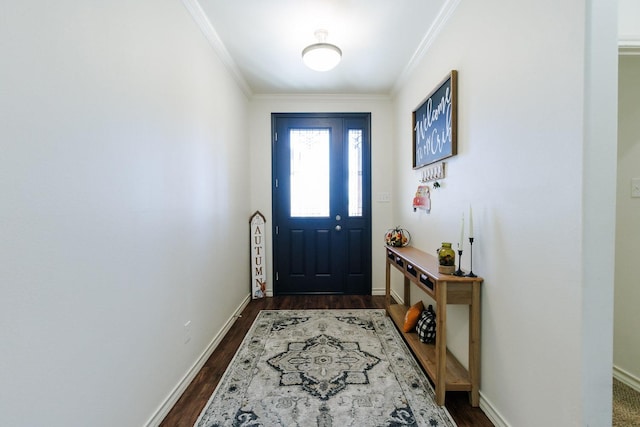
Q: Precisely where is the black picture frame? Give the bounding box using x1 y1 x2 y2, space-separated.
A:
412 70 458 169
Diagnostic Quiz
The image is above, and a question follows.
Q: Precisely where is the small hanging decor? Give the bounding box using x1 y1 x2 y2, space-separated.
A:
413 185 431 212
250 211 267 299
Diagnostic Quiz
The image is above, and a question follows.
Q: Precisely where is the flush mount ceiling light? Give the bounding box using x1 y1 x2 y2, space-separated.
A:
302 29 342 72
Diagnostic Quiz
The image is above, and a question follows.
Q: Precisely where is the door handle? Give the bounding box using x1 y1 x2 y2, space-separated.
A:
335 225 342 231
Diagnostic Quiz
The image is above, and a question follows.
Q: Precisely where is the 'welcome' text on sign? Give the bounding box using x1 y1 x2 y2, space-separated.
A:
413 70 457 168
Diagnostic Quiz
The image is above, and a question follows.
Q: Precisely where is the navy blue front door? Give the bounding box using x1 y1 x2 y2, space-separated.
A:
272 113 371 295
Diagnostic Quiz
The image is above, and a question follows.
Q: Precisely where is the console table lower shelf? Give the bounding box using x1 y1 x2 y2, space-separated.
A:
387 304 473 392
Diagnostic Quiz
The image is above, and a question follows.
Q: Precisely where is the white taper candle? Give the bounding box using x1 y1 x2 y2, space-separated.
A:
459 213 464 248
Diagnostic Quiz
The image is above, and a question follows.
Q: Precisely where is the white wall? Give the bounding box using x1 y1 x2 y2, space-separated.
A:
391 0 616 426
615 55 640 386
619 0 640 42
0 2 250 426
0 1 619 425
249 95 395 295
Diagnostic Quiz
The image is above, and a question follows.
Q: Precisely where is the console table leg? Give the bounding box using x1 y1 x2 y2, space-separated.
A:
403 277 410 306
435 281 447 406
469 281 481 407
385 261 391 311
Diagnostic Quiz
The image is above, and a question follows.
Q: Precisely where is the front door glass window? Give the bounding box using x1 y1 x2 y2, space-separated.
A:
289 129 330 218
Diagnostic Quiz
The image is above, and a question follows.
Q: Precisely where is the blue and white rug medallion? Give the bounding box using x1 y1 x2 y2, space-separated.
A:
194 309 456 427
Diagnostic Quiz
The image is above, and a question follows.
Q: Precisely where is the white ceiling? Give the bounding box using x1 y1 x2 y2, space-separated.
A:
192 0 450 95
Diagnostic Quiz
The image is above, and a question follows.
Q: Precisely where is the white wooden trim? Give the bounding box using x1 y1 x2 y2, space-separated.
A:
144 294 251 427
619 36 640 55
372 286 388 296
613 364 640 392
389 288 404 303
479 391 510 427
393 0 462 95
181 0 253 96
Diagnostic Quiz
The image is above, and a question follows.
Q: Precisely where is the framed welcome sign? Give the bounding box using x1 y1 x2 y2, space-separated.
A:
412 70 458 169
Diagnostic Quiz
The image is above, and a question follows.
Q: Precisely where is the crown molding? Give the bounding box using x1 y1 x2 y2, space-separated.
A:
392 0 462 95
181 0 253 97
251 93 392 103
619 36 640 55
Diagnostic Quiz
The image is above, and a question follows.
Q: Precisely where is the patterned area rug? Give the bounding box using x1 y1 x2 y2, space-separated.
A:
195 309 456 427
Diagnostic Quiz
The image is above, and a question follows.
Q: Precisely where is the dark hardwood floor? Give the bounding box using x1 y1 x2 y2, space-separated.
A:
159 295 493 427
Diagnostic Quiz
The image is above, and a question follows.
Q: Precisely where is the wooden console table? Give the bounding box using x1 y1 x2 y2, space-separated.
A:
385 245 482 406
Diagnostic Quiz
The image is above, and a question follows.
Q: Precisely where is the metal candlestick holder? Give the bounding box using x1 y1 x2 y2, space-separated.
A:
466 237 477 277
453 247 464 276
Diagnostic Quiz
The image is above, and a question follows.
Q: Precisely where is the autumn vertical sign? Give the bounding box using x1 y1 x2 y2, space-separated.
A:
250 211 267 299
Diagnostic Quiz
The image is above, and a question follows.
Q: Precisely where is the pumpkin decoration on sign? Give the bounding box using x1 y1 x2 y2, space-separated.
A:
385 226 411 247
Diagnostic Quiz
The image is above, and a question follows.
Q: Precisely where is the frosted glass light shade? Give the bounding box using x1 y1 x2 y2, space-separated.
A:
302 43 342 72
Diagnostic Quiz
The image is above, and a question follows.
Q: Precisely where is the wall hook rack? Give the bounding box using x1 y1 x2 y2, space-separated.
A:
419 162 445 183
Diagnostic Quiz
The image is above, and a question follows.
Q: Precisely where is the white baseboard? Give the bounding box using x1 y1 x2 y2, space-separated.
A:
613 365 640 392
619 36 640 55
380 286 508 426
479 392 510 427
144 290 509 427
267 287 388 297
144 294 252 427
477 364 640 426
386 288 506 426
390 288 403 303
372 286 387 296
